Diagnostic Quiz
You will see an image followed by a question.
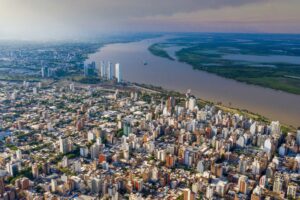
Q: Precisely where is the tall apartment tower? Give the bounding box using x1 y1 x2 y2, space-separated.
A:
41 67 46 78
238 175 249 194
59 136 69 154
273 174 283 194
107 61 113 80
100 61 106 78
115 63 121 83
0 171 5 195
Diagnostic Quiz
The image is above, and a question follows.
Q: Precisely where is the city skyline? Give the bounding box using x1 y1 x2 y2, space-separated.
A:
0 1 300 199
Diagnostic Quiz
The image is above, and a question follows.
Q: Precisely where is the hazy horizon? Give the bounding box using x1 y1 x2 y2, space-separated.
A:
1 0 300 41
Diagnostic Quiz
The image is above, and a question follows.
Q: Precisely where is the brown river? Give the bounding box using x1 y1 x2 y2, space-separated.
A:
86 37 300 127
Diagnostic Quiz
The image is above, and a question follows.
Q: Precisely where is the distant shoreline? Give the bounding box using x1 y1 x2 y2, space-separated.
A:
83 35 300 127
147 34 300 95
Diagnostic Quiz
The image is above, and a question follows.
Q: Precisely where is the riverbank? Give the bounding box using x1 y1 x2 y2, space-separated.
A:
84 36 300 127
176 47 300 95
147 33 300 95
134 82 297 132
148 43 300 95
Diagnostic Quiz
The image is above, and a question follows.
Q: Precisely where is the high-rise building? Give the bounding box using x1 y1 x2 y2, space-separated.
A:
151 167 158 182
41 67 46 78
123 120 132 136
74 160 81 173
270 121 281 136
183 188 194 200
100 61 106 78
187 97 196 111
47 68 52 77
238 156 247 174
216 181 226 197
33 87 38 95
273 174 283 194
20 177 30 190
88 131 95 142
42 162 50 175
296 129 300 146
91 61 96 69
6 163 18 177
91 178 101 194
16 149 22 160
206 185 214 199
84 61 96 77
184 150 190 166
90 143 100 160
287 183 297 199
32 163 39 179
80 147 89 157
115 63 121 83
51 179 57 192
252 158 261 175
62 156 69 168
166 154 175 168
69 83 75 92
59 136 69 154
0 170 6 195
107 61 113 80
251 186 262 200
238 175 248 194
259 175 266 188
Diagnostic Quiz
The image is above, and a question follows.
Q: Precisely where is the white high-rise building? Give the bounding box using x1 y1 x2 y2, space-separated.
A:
69 83 75 92
107 61 113 80
62 156 69 168
188 97 196 111
115 63 121 83
206 185 214 199
270 121 281 136
88 131 95 142
151 167 158 181
91 178 101 194
51 179 57 192
90 143 100 160
100 61 106 78
16 149 22 160
273 174 283 193
287 184 297 199
74 160 81 173
59 136 69 154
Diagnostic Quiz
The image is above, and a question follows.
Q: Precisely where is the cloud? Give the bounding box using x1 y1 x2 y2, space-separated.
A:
1 0 298 40
2 0 270 18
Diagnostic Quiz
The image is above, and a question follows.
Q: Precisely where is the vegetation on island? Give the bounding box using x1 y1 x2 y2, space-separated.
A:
148 33 300 95
176 47 300 94
148 44 174 61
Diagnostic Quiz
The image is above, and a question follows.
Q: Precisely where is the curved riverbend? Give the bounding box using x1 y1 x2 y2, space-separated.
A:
86 37 300 127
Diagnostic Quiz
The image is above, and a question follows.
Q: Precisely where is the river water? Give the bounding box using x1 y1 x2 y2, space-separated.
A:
86 37 300 127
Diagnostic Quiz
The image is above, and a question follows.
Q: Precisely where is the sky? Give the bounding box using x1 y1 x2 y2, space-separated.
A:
0 0 300 40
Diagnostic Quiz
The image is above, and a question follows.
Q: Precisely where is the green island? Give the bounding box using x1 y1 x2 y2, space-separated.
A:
148 34 300 95
148 43 174 61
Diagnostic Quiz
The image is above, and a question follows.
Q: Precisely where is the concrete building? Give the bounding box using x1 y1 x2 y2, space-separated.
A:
115 63 121 83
